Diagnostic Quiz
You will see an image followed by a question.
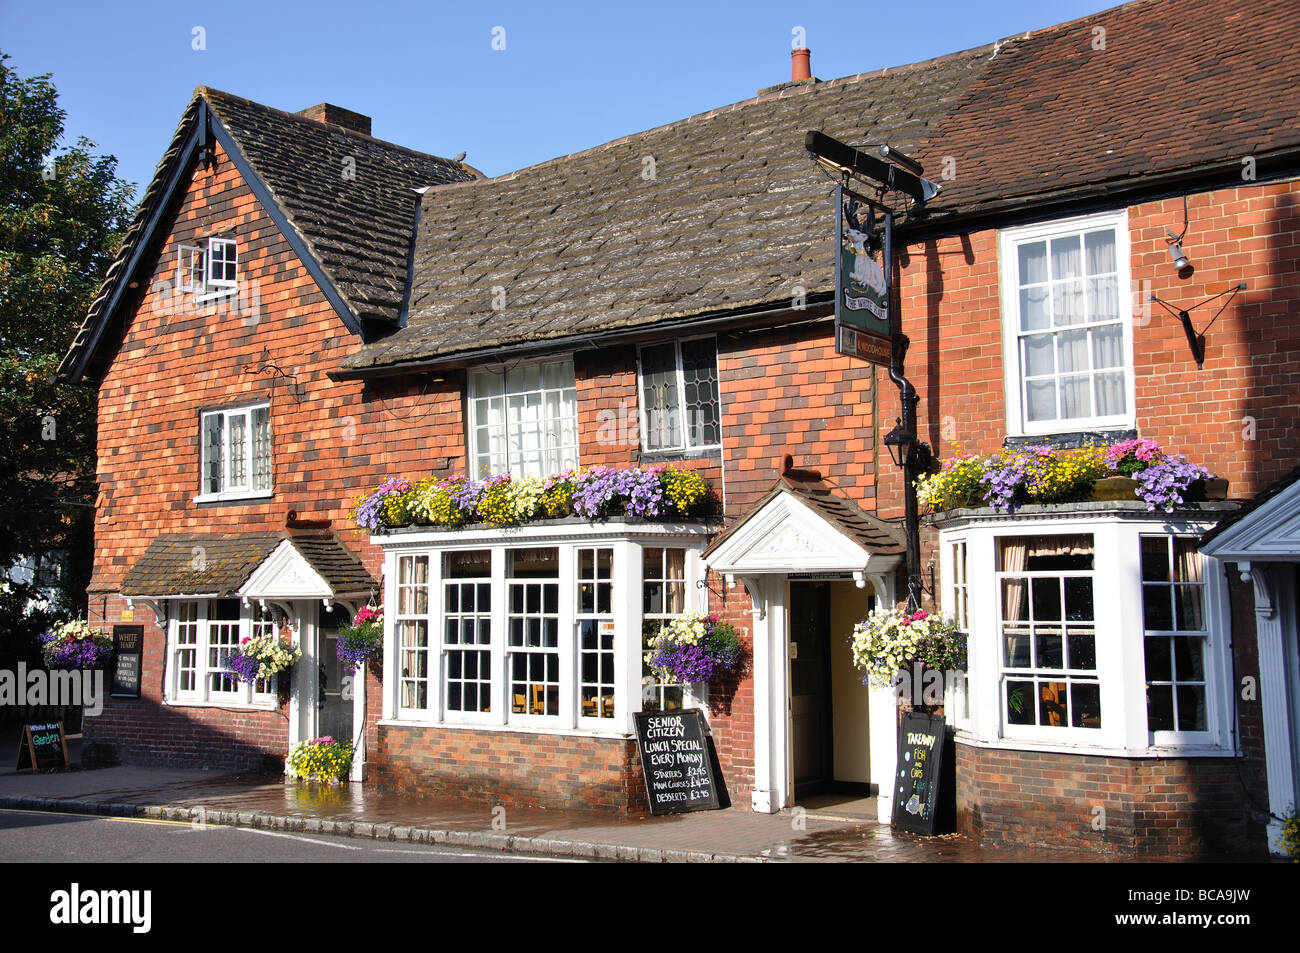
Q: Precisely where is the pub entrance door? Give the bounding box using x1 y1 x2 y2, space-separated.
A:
790 581 833 799
317 605 354 746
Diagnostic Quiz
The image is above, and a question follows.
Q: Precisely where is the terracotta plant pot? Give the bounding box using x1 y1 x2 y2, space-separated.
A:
1090 475 1140 502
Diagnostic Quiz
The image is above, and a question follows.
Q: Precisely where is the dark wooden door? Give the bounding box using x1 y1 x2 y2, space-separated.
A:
790 581 833 797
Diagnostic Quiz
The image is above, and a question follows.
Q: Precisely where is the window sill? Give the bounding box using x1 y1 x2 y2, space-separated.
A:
164 697 279 712
192 287 240 303
379 718 635 741
640 446 722 463
954 730 1237 759
193 489 274 505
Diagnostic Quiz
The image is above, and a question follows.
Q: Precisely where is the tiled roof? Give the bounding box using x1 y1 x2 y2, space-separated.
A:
203 89 475 324
61 88 474 381
703 475 906 561
343 0 1300 373
341 47 992 372
917 0 1300 222
120 532 376 597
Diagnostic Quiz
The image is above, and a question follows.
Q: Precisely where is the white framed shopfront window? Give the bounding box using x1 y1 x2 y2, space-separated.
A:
936 504 1235 757
378 521 713 737
998 210 1135 437
166 598 280 709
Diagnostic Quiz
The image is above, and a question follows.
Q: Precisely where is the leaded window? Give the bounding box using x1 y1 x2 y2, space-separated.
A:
638 338 721 452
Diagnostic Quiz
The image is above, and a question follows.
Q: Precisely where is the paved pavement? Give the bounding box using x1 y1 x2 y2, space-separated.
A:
0 735 1178 863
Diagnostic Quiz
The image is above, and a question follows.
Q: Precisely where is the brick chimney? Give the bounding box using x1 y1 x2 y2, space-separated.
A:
757 48 818 96
296 103 371 136
792 47 811 82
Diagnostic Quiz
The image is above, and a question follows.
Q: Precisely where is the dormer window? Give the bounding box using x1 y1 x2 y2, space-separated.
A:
177 238 239 298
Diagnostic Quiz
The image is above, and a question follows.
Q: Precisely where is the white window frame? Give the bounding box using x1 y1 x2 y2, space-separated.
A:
998 210 1135 437
195 402 273 503
466 357 579 480
937 511 1233 758
377 524 711 738
176 244 205 293
194 237 238 300
994 533 1103 744
1140 534 1215 747
165 599 282 709
636 337 722 454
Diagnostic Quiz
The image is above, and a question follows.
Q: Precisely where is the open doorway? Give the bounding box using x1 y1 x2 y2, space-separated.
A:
789 579 875 810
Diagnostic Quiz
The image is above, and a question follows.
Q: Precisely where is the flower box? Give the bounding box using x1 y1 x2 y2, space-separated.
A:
1089 475 1141 501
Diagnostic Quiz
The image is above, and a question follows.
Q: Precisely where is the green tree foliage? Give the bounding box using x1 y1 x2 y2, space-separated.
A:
0 52 134 665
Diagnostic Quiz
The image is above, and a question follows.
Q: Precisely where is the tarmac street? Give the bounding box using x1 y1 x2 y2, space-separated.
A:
0 735 1174 863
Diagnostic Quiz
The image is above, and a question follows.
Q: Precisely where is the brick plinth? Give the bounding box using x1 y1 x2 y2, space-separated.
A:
373 724 649 812
956 743 1268 858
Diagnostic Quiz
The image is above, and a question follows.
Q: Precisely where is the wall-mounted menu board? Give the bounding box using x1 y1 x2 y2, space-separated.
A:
891 711 947 835
111 625 144 698
16 721 69 772
634 708 722 815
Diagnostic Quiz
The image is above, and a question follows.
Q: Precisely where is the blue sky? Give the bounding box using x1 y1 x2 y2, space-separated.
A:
3 0 1117 198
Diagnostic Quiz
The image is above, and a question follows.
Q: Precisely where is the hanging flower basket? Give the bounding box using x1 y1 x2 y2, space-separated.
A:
221 631 300 686
39 620 113 670
645 613 744 685
849 604 966 690
286 736 354 785
336 605 383 672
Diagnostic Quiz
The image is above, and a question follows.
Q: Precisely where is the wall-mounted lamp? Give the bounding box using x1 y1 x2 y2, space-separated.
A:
725 573 736 590
853 570 866 590
883 419 914 470
1165 195 1194 275
1167 241 1191 271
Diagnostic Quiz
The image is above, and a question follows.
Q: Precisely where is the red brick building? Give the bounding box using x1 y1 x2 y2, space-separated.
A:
62 0 1300 855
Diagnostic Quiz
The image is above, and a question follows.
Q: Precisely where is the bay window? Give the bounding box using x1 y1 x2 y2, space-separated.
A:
380 526 710 735
468 358 578 479
198 402 272 501
937 505 1234 756
167 598 281 708
999 211 1133 436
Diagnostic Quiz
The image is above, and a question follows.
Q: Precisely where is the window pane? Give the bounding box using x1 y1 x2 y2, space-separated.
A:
680 339 720 448
251 406 271 490
641 343 681 450
1018 240 1048 286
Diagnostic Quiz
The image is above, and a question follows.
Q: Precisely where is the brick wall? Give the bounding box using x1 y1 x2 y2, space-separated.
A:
373 723 647 812
957 743 1267 857
877 177 1300 521
718 321 877 516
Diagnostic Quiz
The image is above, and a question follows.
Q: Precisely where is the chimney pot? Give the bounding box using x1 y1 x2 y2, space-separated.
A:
296 103 372 137
792 47 811 82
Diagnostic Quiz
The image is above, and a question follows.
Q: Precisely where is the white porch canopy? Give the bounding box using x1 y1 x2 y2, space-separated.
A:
1202 475 1300 855
703 476 904 818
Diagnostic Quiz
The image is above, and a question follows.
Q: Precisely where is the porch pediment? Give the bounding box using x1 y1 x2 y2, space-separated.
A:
704 477 904 575
1203 472 1300 561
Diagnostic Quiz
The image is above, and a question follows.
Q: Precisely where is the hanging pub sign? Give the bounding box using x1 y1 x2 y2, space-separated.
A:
111 624 144 698
834 184 894 366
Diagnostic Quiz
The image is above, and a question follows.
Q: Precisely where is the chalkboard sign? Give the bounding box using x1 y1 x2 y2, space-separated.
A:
111 625 144 698
634 708 723 815
891 711 946 835
15 721 70 772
